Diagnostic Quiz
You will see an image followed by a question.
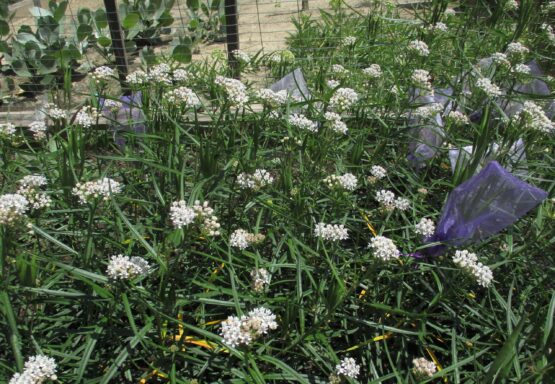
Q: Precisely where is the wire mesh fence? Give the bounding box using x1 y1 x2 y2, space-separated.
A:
0 0 432 125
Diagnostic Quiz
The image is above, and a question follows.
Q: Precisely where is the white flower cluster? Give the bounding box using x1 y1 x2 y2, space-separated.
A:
17 175 51 210
445 8 456 16
314 223 349 241
44 104 66 120
411 69 433 91
491 52 511 68
323 173 358 191
428 22 448 32
514 101 554 133
91 66 115 82
367 165 387 184
329 88 358 111
327 79 340 89
342 36 357 46
215 75 249 107
237 169 274 190
506 42 529 58
375 189 411 211
0 193 29 226
9 355 57 384
504 0 518 11
415 217 435 237
173 68 192 82
407 40 430 56
251 268 270 292
103 99 122 114
335 357 360 379
452 250 493 287
230 228 265 250
413 103 443 120
511 63 531 75
75 106 99 128
165 86 201 108
363 64 383 79
256 88 288 107
29 120 47 140
412 357 437 379
106 254 150 280
447 110 470 125
126 70 148 85
368 235 400 261
269 50 295 64
476 77 502 97
148 63 172 84
288 113 318 133
232 49 251 63
73 177 122 204
324 112 348 134
331 64 348 75
541 24 555 44
170 200 221 236
220 307 278 348
0 122 16 139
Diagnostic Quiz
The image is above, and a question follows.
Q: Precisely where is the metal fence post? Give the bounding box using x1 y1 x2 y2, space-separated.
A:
103 0 129 86
224 0 240 78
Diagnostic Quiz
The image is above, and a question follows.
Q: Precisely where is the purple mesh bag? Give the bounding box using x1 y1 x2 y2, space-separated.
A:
100 92 146 148
424 161 547 256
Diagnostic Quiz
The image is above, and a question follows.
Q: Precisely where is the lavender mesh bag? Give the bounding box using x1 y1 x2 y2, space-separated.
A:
424 161 547 256
101 92 146 148
270 68 310 101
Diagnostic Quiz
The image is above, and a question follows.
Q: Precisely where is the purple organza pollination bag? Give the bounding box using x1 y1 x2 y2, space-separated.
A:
424 161 547 256
101 92 146 148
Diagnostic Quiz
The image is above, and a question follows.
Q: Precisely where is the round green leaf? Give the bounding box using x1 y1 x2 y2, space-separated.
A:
122 13 140 29
0 20 9 36
172 44 191 63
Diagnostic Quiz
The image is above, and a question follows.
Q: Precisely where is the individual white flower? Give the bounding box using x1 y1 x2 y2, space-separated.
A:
288 114 318 133
329 88 358 111
215 75 249 107
232 49 251 63
220 307 278 348
28 120 47 140
126 70 148 85
476 78 502 98
17 175 51 210
514 101 554 133
407 40 430 56
9 354 57 384
72 178 122 204
331 64 348 75
412 357 437 379
323 173 358 191
368 235 400 261
447 110 469 125
506 42 529 58
0 122 16 139
44 104 66 120
91 66 115 82
415 218 435 237
251 268 270 292
342 36 357 46
172 68 192 82
237 169 274 190
0 193 29 226
106 254 150 280
256 89 288 107
192 200 221 236
75 106 99 128
314 223 349 241
335 357 360 379
170 200 196 228
363 64 382 79
324 112 348 134
164 86 201 108
230 229 251 250
411 69 433 92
